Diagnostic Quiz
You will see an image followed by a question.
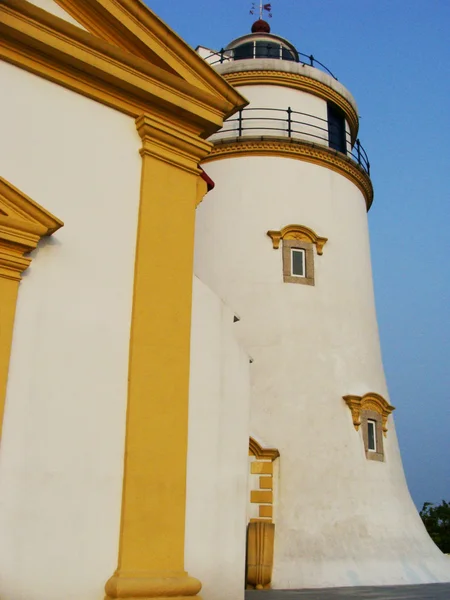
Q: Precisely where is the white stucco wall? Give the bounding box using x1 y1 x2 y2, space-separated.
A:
0 61 141 600
28 0 86 29
194 153 450 587
186 277 251 600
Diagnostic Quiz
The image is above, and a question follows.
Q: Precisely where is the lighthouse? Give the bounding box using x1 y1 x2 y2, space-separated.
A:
193 18 450 591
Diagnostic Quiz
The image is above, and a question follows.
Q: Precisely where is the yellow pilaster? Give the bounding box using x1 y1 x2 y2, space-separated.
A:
105 114 212 600
0 274 20 440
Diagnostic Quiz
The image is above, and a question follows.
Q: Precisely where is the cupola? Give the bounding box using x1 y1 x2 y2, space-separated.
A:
224 21 298 62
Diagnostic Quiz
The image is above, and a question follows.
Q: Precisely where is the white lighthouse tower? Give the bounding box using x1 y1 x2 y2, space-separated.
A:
194 18 450 590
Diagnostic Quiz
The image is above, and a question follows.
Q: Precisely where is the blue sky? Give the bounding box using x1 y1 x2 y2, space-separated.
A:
145 0 450 510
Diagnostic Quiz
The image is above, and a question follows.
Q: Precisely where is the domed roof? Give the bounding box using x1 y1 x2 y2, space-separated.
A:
251 19 271 34
224 27 299 63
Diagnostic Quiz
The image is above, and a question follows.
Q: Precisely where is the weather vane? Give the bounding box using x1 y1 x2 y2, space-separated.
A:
250 1 273 19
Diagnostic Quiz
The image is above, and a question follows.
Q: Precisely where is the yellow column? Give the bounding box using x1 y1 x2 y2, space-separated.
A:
105 114 212 600
0 274 20 440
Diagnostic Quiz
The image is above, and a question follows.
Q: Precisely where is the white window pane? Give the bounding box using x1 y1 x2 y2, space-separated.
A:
291 248 305 277
368 420 377 452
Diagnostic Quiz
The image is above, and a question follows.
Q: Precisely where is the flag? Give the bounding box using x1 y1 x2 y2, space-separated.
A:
263 3 272 17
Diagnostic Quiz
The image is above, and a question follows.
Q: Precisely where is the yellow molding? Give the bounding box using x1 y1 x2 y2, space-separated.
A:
222 69 359 143
251 461 273 475
104 115 212 600
267 224 328 255
202 138 374 210
0 177 63 281
0 277 19 441
251 490 273 504
343 393 395 437
259 477 273 490
0 177 63 443
0 0 246 137
196 176 208 207
259 506 273 519
249 440 279 524
0 177 63 233
136 114 212 175
53 0 247 108
54 0 177 65
105 574 201 599
249 436 280 460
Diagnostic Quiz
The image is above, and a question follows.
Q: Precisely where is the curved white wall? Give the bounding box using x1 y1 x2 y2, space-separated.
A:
0 61 141 600
194 153 450 587
186 277 251 600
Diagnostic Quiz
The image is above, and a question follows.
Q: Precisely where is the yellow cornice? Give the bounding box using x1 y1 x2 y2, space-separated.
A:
0 0 246 137
222 70 359 143
267 224 328 254
136 114 212 174
249 437 280 461
55 0 172 64
53 0 246 111
202 138 373 210
343 393 395 437
0 177 63 233
0 177 63 281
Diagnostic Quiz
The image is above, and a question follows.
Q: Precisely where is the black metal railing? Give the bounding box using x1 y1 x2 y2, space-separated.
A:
210 107 370 175
203 45 338 80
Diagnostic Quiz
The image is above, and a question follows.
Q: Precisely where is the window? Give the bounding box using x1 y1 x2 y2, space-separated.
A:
233 41 297 62
291 248 306 277
267 224 328 287
281 47 296 61
233 42 254 60
282 240 314 286
327 102 347 154
367 420 377 452
361 411 384 462
255 41 279 59
343 393 394 463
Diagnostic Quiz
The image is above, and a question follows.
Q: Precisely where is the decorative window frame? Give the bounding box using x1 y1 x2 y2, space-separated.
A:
282 239 314 285
247 437 279 590
267 224 328 287
249 436 279 522
343 393 395 462
361 410 384 461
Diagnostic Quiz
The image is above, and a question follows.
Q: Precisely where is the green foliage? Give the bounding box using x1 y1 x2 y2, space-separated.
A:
420 500 450 554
